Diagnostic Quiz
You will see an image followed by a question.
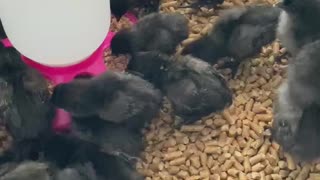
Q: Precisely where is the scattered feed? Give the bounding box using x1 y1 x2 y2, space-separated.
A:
135 0 320 180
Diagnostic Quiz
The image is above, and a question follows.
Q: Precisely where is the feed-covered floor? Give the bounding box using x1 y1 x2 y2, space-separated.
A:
105 0 320 179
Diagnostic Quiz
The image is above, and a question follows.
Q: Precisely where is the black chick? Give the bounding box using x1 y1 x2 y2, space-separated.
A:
0 45 54 143
43 134 143 180
54 162 100 180
87 149 144 180
110 13 189 56
51 71 162 132
0 45 26 80
64 153 143 180
276 0 320 56
0 77 20 133
0 134 144 180
0 160 133 180
68 117 144 164
129 52 233 125
42 135 144 180
182 5 281 76
0 161 51 180
272 40 320 152
180 0 224 10
272 104 320 163
0 161 99 180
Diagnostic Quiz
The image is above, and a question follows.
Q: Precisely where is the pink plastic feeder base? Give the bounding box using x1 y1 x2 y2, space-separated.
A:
2 32 114 133
1 12 138 133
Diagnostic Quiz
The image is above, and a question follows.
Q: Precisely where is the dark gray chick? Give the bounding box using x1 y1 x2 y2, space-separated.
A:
0 161 99 180
277 0 320 55
110 12 189 56
182 5 281 76
51 71 162 132
128 51 233 125
68 117 144 164
39 134 143 180
0 134 144 180
0 77 20 135
272 40 320 152
88 150 144 180
0 45 54 142
54 162 99 180
0 161 51 180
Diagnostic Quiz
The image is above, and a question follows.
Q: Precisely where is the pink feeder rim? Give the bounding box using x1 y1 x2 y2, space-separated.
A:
1 12 138 133
1 31 114 85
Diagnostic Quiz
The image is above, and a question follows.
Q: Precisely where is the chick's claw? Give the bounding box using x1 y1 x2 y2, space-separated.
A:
112 151 141 165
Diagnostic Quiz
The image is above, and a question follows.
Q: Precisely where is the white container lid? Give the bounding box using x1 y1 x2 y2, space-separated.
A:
0 0 111 66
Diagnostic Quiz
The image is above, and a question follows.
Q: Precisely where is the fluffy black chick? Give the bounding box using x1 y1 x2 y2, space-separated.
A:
0 161 51 180
42 135 144 180
86 150 144 180
51 71 162 132
272 40 320 152
0 45 54 143
63 137 144 180
277 0 320 56
110 13 189 56
180 0 224 9
0 45 26 81
182 5 281 76
68 117 144 164
54 162 100 180
0 161 103 180
128 52 233 125
0 78 20 134
0 134 144 180
0 161 100 180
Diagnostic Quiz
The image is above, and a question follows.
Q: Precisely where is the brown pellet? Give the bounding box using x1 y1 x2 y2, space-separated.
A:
250 154 265 165
204 146 222 154
252 163 265 172
244 157 251 173
170 157 186 166
181 125 205 132
164 151 183 161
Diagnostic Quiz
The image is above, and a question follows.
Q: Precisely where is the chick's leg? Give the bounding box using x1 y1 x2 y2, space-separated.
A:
110 151 141 165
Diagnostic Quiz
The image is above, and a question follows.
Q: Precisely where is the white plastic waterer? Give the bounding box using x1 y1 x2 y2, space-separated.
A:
0 0 112 133
0 0 111 66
